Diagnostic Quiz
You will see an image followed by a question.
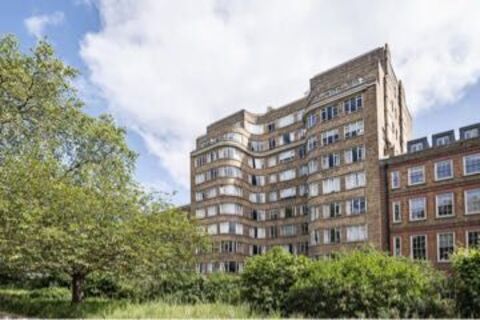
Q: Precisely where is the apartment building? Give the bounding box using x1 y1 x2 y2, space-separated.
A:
382 124 480 269
190 45 412 272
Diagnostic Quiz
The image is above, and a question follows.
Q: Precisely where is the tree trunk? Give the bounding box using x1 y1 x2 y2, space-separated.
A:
71 272 85 304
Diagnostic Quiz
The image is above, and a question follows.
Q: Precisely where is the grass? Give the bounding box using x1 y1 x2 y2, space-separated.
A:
0 287 270 318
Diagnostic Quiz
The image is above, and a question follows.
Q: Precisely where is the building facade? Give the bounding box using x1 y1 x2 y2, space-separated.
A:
190 45 412 272
382 124 480 269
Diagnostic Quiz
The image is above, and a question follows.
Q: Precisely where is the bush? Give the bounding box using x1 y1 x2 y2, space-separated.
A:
286 249 452 318
452 248 480 317
240 247 311 314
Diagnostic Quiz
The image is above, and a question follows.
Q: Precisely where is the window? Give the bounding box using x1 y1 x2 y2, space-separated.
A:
309 183 319 197
345 171 366 190
268 191 277 202
321 105 338 121
249 193 266 203
308 160 318 173
195 173 205 185
344 95 362 113
392 201 401 223
409 197 426 221
411 235 427 260
346 197 367 216
346 225 367 242
322 202 341 218
408 166 425 185
281 225 296 237
218 203 240 215
195 208 206 219
307 137 318 152
435 136 451 146
277 114 295 128
245 122 264 135
464 128 479 139
435 160 453 181
324 228 340 244
207 206 218 216
267 122 275 133
306 113 318 128
221 241 238 253
465 189 480 214
279 169 296 182
464 154 480 175
344 145 365 164
321 153 340 169
280 187 296 199
393 236 402 256
437 232 454 262
219 185 242 197
281 132 293 145
268 137 276 150
436 193 454 217
279 150 295 163
322 177 341 194
344 120 364 138
321 129 339 145
391 171 400 189
207 224 218 235
269 174 277 184
410 142 424 152
467 231 480 248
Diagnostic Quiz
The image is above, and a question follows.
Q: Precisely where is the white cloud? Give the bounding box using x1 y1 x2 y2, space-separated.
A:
80 0 480 189
24 11 65 39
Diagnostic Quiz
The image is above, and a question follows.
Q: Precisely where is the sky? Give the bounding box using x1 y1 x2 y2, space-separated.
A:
1 0 480 205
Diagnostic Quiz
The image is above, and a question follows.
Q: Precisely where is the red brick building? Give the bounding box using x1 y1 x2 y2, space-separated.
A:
381 124 480 269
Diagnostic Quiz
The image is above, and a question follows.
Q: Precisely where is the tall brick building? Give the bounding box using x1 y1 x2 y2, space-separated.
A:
190 45 413 272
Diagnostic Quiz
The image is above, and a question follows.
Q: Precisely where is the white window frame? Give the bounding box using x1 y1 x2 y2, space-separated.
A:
408 166 425 186
465 188 480 215
409 197 427 221
437 232 455 263
393 236 402 257
435 192 455 218
463 153 480 176
392 201 401 223
391 171 400 189
410 234 427 260
434 160 453 181
466 230 480 248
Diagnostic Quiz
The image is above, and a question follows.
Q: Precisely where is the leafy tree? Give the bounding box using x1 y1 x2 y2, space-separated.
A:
240 247 311 314
286 249 452 318
452 248 480 317
0 35 207 303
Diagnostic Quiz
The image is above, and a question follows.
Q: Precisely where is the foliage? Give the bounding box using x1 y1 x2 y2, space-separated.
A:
0 35 208 304
0 287 263 318
240 247 311 314
452 248 480 317
286 249 452 318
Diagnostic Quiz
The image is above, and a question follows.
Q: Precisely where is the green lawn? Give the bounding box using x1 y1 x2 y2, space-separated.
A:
0 287 269 318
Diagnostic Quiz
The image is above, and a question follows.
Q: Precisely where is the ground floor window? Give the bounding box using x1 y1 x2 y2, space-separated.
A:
411 235 427 260
437 232 455 262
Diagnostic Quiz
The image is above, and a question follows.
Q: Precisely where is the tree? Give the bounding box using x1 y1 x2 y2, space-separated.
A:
0 35 207 303
240 247 311 314
452 248 480 317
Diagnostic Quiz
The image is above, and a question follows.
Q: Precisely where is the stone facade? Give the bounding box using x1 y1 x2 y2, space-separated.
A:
190 45 412 273
381 124 480 269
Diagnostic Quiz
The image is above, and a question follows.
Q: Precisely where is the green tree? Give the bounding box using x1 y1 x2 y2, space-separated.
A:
240 247 311 314
0 35 207 303
286 249 451 318
452 248 480 317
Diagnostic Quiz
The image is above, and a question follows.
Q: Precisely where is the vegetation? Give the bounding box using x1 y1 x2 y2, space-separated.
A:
285 249 452 318
0 287 260 318
452 248 480 317
240 246 311 314
0 35 207 304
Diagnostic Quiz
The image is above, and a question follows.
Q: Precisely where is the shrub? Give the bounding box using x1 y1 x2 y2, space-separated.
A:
452 248 480 317
286 249 452 318
240 247 311 314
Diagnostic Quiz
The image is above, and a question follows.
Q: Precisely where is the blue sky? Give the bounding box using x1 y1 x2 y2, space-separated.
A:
1 0 479 205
